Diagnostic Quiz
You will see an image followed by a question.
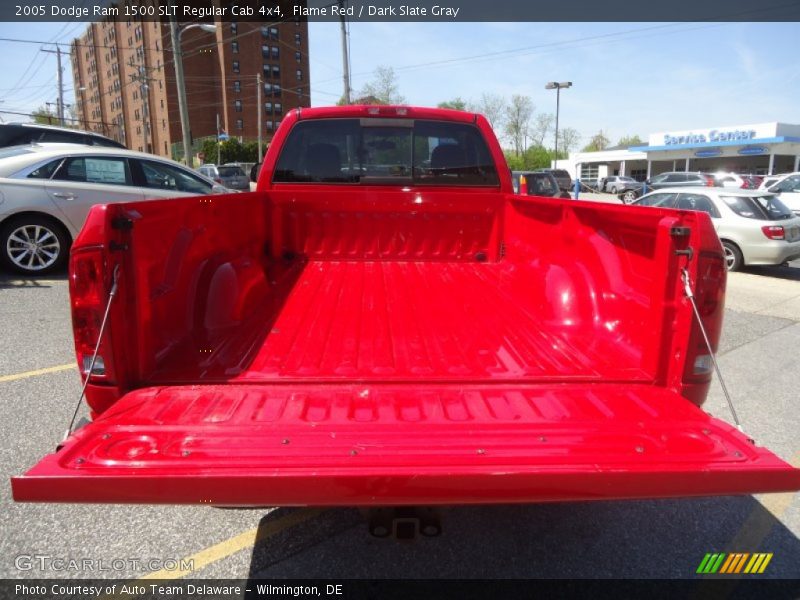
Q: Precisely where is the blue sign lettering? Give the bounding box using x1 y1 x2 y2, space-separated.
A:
664 129 757 146
738 146 767 156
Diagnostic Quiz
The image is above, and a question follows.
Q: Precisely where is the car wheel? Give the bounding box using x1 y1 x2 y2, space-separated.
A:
622 190 638 204
721 241 743 272
0 216 70 275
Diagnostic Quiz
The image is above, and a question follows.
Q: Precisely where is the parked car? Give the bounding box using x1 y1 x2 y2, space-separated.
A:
603 175 638 194
533 168 572 192
197 163 250 190
763 172 800 216
0 144 228 274
633 187 800 270
511 171 570 198
710 172 746 189
646 171 715 190
0 123 125 149
759 175 783 190
250 162 262 182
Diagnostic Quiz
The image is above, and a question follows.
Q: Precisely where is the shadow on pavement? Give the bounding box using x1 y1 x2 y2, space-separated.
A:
243 497 799 580
0 268 68 288
742 263 800 282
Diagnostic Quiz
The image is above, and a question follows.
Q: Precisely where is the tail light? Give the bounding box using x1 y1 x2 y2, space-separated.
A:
762 225 785 240
214 177 223 184
704 175 715 187
70 249 116 385
683 251 725 385
519 175 527 193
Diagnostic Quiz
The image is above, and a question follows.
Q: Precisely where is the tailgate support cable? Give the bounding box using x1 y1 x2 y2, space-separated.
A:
681 267 743 433
63 263 121 443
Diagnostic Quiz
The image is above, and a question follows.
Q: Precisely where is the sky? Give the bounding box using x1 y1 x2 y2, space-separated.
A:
1 20 799 149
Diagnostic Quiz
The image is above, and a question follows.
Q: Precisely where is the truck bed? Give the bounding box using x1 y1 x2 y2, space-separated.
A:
149 259 650 384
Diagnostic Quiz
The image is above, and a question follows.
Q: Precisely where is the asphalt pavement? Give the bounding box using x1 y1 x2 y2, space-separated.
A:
1 262 798 581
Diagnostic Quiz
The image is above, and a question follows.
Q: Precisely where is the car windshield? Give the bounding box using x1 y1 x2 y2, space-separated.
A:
620 177 635 182
721 195 793 220
218 166 245 177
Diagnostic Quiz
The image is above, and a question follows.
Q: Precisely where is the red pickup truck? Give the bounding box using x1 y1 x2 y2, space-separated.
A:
13 106 800 506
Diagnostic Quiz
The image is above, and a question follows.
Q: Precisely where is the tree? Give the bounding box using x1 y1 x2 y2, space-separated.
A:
437 98 467 111
582 130 610 152
357 66 405 105
530 113 554 147
32 105 58 125
617 134 644 147
469 93 506 131
503 94 534 156
199 137 260 165
557 127 581 156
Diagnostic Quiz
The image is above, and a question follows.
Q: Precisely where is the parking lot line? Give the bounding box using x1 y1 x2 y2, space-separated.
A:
0 363 75 383
136 508 324 581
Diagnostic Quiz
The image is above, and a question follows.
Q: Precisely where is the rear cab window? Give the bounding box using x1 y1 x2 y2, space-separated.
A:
273 118 499 186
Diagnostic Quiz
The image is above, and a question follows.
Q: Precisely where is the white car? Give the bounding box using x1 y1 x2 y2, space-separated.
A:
0 144 229 274
761 172 800 216
633 187 800 271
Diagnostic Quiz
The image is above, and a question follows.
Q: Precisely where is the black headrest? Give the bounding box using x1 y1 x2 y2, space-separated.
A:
305 143 341 179
430 144 465 169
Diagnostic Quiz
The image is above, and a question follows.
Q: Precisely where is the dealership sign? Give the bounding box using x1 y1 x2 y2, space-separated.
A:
664 129 756 146
738 146 768 156
695 149 722 158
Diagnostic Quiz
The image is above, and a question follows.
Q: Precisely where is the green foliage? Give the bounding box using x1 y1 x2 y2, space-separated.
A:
358 66 405 105
437 98 467 111
198 137 261 165
504 145 555 171
582 130 610 152
617 134 643 147
31 106 58 125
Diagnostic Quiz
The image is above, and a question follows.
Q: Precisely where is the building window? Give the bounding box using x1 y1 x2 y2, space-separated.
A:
231 22 238 34
274 102 282 115
271 65 280 78
232 61 240 73
269 27 279 40
232 41 239 54
295 51 301 62
236 119 243 130
234 100 242 112
233 80 241 93
261 45 269 59
296 69 302 81
264 102 272 114
273 84 281 97
266 121 274 131
295 33 301 46
271 46 279 60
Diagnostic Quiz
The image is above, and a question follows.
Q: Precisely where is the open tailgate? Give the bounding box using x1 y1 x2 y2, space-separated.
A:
12 383 800 505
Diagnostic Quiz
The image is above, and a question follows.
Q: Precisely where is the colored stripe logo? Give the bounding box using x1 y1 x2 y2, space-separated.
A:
697 553 773 574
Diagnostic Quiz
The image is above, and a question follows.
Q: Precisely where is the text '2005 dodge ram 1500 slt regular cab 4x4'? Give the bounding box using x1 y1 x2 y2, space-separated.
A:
12 105 800 506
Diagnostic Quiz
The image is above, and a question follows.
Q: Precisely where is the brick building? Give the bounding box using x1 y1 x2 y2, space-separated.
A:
70 7 311 160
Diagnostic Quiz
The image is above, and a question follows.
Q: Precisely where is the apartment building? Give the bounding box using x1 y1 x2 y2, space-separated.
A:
71 9 311 159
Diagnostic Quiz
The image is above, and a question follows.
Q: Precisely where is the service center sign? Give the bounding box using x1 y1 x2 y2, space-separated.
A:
649 123 779 147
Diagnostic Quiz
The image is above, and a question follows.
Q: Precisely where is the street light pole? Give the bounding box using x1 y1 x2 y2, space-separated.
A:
170 19 217 166
545 81 572 167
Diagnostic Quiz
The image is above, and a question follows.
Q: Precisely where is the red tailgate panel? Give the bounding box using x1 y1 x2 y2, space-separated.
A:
12 384 800 505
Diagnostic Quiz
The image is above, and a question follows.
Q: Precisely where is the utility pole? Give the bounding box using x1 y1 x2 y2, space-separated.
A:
216 113 221 165
170 17 193 166
130 62 155 154
338 0 351 104
257 73 263 160
42 47 65 126
545 81 572 167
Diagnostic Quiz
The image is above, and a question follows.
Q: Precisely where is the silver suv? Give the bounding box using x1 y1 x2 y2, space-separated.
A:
197 164 249 190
